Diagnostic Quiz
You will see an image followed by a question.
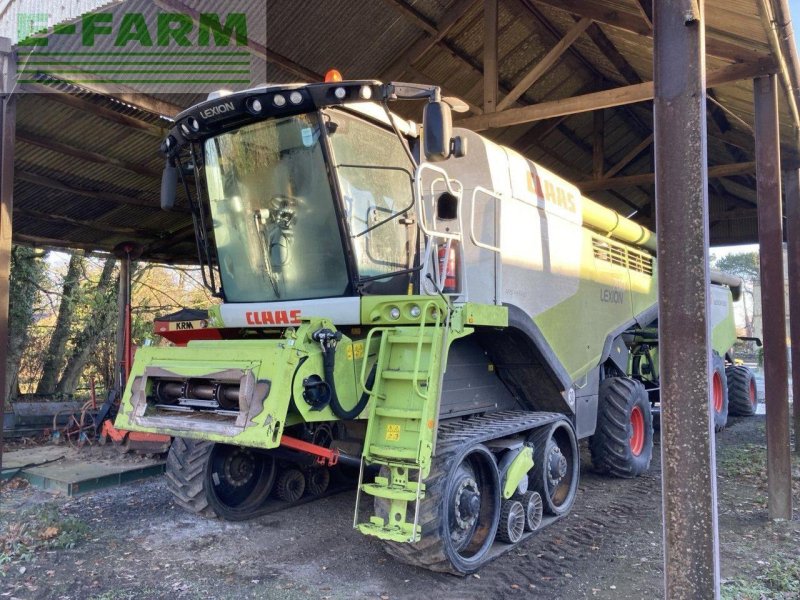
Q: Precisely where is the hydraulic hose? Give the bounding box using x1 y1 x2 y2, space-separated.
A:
322 345 376 420
312 328 377 419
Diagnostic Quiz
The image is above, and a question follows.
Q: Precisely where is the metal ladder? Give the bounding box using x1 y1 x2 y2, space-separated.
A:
353 302 446 542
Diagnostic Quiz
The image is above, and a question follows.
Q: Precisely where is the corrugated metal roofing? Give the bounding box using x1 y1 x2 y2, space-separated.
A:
5 0 799 262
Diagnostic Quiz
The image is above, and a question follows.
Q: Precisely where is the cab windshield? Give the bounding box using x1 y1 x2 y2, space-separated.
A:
204 114 349 302
325 109 415 294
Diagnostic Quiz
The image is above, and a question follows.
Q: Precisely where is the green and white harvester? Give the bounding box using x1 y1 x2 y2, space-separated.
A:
114 78 758 574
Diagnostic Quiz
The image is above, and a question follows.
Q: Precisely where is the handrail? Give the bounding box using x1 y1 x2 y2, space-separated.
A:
359 327 387 398
469 185 503 253
412 301 443 399
413 163 462 241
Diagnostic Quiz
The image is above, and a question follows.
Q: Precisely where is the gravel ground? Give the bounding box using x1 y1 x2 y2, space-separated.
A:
1 413 798 600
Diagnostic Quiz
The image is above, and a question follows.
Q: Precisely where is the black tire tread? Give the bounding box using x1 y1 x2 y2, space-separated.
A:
165 437 218 518
712 354 730 432
726 365 757 416
590 377 653 478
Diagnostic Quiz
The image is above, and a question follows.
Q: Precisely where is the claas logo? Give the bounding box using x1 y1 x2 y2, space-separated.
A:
528 172 576 213
245 310 302 326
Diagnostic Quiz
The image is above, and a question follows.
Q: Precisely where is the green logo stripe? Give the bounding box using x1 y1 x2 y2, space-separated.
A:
22 51 250 56
22 60 250 66
19 69 251 74
17 79 252 84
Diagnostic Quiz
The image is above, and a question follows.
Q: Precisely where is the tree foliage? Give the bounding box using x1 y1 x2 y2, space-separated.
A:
712 251 759 337
7 247 214 404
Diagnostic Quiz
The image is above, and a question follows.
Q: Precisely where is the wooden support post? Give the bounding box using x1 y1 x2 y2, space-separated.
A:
654 2 720 597
0 38 15 472
785 166 800 455
754 74 793 519
593 109 604 179
483 0 498 113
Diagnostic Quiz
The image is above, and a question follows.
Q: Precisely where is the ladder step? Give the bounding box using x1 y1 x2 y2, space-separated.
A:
386 335 434 345
374 407 424 419
381 370 429 381
369 445 419 460
361 483 419 502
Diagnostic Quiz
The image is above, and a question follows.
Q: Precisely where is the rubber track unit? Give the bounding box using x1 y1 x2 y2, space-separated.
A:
589 377 653 479
379 410 567 575
165 437 217 518
726 365 757 417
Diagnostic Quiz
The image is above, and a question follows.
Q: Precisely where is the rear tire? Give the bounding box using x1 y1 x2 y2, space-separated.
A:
712 354 729 432
590 377 653 478
165 438 276 520
726 365 758 416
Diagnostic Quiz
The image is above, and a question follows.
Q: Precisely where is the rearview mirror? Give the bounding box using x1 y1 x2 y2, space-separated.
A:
423 101 452 162
161 163 178 210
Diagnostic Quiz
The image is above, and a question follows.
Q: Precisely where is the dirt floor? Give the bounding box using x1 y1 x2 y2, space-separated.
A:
1 414 799 600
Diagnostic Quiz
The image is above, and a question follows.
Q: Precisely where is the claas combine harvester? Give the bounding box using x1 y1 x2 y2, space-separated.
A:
114 76 758 574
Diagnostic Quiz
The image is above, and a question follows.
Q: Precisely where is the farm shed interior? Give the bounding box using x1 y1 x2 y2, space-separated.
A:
0 0 799 594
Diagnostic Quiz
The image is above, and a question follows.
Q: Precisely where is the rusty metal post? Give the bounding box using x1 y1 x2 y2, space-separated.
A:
754 74 793 519
115 254 130 392
654 2 720 598
785 166 800 455
0 38 16 472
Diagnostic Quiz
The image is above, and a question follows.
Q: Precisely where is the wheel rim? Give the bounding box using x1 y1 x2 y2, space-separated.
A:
712 372 723 413
629 405 645 457
538 422 579 514
502 501 525 543
749 379 757 407
444 446 500 565
208 444 275 514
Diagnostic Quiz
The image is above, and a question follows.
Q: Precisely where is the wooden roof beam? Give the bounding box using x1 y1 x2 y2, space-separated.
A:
577 162 756 192
24 85 166 137
16 129 160 179
457 57 777 130
15 207 162 238
497 17 592 111
380 0 480 81
633 0 653 29
16 169 157 208
529 0 766 63
602 133 653 179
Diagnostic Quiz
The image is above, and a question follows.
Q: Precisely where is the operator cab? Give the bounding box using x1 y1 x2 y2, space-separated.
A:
160 80 465 308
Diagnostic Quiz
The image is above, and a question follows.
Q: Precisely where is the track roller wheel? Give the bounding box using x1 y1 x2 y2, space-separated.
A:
379 443 501 575
590 377 653 478
529 421 579 515
275 468 305 502
711 354 729 432
726 365 758 416
497 499 525 544
305 467 330 496
519 490 543 532
166 438 276 520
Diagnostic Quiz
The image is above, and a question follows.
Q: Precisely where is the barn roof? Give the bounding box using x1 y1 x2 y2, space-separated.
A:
8 0 800 262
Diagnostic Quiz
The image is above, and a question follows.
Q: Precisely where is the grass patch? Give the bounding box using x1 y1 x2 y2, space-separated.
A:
717 444 766 480
0 504 87 567
722 556 800 599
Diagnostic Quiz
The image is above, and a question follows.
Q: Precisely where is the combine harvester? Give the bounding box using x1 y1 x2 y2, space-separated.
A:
114 76 758 574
